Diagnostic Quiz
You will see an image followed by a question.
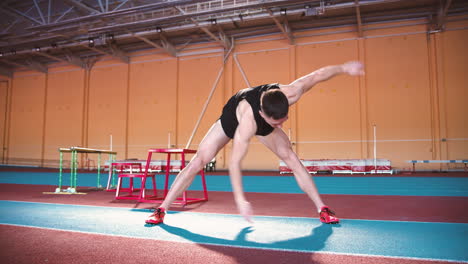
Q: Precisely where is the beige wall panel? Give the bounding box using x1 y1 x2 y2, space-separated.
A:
131 50 174 61
365 34 432 166
88 65 128 161
295 27 357 44
0 81 8 162
94 59 127 68
8 75 46 161
127 59 178 159
378 141 433 169
365 22 426 37
298 142 362 160
177 56 225 150
445 17 468 29
441 29 468 159
234 48 291 88
48 65 81 73
235 36 291 53
43 70 85 161
295 40 361 160
231 48 291 170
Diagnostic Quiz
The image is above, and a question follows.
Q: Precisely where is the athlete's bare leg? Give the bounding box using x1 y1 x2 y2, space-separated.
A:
256 128 325 212
159 120 230 209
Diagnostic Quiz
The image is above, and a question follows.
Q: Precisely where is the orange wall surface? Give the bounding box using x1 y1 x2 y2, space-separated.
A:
43 70 85 162
2 19 467 171
127 58 178 158
8 75 46 163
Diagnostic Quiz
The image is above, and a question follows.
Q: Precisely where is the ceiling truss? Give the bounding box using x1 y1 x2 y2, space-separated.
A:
0 0 467 75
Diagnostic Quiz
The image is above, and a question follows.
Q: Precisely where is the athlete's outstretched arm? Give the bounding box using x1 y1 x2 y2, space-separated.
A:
229 102 257 223
283 61 364 105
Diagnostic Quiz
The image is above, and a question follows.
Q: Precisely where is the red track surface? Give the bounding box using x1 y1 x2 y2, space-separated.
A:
0 225 459 264
1 170 467 264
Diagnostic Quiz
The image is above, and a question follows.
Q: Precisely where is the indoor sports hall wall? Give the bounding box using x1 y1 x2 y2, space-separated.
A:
1 17 467 171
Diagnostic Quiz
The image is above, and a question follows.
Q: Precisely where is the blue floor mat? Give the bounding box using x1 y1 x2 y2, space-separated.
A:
1 200 467 262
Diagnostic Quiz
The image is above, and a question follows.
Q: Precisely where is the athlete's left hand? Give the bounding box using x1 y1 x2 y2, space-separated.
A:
342 61 365 76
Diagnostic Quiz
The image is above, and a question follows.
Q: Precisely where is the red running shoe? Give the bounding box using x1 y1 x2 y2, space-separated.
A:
319 206 340 224
145 208 166 225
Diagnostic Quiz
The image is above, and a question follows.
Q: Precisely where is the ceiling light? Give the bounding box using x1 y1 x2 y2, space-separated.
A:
88 38 95 47
211 19 217 25
33 46 41 52
156 27 162 33
106 33 116 44
280 9 287 16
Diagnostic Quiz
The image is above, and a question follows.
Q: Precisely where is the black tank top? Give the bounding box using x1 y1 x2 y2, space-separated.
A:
219 83 280 139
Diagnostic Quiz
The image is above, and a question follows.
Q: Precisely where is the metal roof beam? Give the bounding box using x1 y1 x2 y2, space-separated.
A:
26 60 48 73
216 24 233 50
266 8 294 45
33 0 46 24
2 58 48 74
436 0 452 30
355 0 363 37
54 33 128 64
55 6 75 23
30 0 199 30
1 6 44 25
63 0 101 15
112 0 131 11
130 32 177 57
159 33 178 57
35 51 86 68
175 6 230 49
109 43 130 64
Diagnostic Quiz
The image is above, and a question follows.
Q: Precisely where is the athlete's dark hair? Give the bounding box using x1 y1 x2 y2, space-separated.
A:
261 89 289 119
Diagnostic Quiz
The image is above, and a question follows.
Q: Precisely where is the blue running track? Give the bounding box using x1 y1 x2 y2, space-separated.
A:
0 200 467 263
1 171 468 196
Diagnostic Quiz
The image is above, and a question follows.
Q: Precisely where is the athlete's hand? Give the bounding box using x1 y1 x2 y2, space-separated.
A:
237 200 254 223
342 61 365 76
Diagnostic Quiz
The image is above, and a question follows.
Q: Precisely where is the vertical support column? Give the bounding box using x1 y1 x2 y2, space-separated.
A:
139 151 154 200
181 151 187 203
97 153 101 188
70 149 78 192
40 74 48 168
56 150 63 192
74 150 78 191
81 69 90 158
164 153 171 196
4 78 13 165
110 153 116 187
125 64 131 160
357 38 369 159
107 162 114 190
69 150 74 190
0 80 10 164
433 33 449 169
427 32 440 161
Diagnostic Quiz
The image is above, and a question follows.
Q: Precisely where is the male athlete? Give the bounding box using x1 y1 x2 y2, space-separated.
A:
146 61 365 225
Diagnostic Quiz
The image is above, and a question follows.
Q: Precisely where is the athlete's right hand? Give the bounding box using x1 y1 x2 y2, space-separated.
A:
237 200 254 223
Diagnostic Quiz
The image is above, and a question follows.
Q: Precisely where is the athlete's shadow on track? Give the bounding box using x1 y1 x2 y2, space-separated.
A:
154 222 338 263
